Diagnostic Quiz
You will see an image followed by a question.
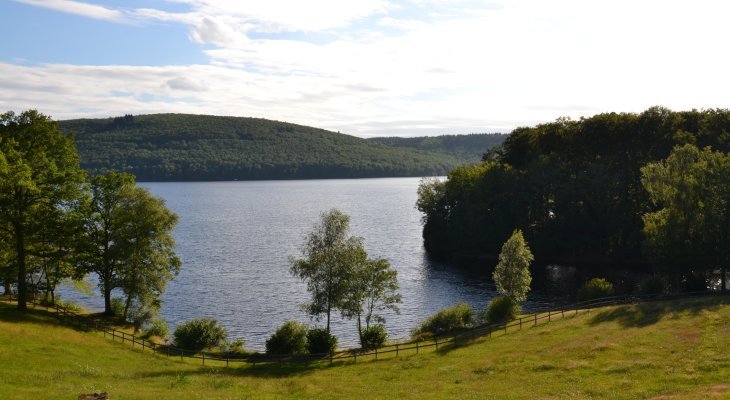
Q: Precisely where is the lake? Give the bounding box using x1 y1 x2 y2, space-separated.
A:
61 178 555 350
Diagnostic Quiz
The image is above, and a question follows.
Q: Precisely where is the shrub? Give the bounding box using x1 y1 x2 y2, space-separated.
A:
306 328 338 354
222 339 246 357
110 297 125 319
173 318 228 351
143 317 169 339
577 278 615 302
486 296 520 324
265 320 308 355
412 302 472 338
360 325 388 350
637 276 665 295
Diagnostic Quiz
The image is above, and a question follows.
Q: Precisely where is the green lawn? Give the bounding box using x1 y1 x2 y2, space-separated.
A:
1 296 729 399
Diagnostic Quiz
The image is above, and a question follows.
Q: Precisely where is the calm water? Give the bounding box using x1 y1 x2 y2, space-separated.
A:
62 178 554 350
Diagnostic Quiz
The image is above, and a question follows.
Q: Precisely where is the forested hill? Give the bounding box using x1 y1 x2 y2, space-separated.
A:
369 133 507 162
58 114 476 181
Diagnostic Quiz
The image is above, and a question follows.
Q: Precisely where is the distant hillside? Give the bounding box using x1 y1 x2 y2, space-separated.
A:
59 114 471 181
369 133 507 163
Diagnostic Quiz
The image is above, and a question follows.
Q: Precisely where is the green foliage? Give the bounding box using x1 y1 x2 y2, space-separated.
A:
416 107 730 272
369 134 507 162
486 296 520 324
110 297 125 319
222 339 246 357
143 317 169 339
0 110 86 309
342 257 401 347
306 328 338 354
265 320 309 355
493 230 533 303
641 144 730 290
83 171 180 316
173 318 228 351
360 325 388 350
290 209 367 332
59 114 463 181
577 278 615 302
412 302 472 338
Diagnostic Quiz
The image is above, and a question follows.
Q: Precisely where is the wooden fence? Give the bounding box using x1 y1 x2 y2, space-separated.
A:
3 290 726 368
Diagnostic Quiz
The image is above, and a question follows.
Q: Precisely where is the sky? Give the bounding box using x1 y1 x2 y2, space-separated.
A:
1 0 729 137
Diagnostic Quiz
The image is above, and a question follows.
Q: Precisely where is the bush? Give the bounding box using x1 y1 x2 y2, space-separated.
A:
577 278 615 302
486 296 520 324
637 276 665 295
412 302 472 338
222 338 246 357
265 320 308 355
173 318 228 351
306 328 338 354
143 317 169 339
360 325 388 350
110 297 125 319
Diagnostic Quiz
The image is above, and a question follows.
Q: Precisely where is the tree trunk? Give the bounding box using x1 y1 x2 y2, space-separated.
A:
123 294 132 321
103 283 113 316
14 222 27 310
357 314 363 347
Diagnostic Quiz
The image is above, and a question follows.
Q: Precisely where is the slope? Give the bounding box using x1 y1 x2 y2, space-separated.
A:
369 133 507 163
1 296 728 399
59 114 464 181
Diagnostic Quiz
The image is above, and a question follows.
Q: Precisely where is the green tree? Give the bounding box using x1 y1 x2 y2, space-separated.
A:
83 172 180 315
116 186 180 319
83 171 136 315
641 144 730 291
493 229 533 302
343 258 401 346
290 209 367 332
0 110 86 310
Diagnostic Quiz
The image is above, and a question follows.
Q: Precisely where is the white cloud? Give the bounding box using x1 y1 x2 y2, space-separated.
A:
4 0 730 136
13 0 125 22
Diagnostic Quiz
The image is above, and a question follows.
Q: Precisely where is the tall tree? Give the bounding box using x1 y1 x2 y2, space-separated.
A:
493 229 534 303
641 144 730 291
0 110 85 310
116 186 180 320
342 258 401 345
83 171 180 315
290 209 367 332
83 171 135 315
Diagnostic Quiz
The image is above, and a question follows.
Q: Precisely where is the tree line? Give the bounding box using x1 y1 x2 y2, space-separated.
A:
417 107 730 292
0 110 180 329
60 113 465 181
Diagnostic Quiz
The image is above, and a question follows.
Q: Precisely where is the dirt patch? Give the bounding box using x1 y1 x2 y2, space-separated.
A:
709 384 730 396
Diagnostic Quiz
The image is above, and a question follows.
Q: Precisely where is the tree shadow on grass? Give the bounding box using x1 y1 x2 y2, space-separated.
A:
587 295 728 328
135 359 322 379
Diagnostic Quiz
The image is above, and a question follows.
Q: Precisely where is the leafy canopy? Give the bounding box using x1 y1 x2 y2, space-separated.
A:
493 229 533 303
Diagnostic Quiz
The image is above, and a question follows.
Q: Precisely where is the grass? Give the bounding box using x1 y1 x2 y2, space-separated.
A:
1 296 729 399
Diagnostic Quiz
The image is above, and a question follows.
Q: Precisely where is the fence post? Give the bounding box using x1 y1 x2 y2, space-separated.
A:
226 356 229 368
354 352 357 363
180 350 183 362
375 348 378 360
548 311 551 322
519 318 522 329
534 313 537 326
203 353 205 365
435 338 439 350
561 309 564 318
330 352 333 366
167 347 170 357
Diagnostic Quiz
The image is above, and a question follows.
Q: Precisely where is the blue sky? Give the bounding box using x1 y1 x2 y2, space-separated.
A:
2 0 730 137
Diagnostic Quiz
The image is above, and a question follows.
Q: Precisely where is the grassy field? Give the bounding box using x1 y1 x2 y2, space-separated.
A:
1 296 729 399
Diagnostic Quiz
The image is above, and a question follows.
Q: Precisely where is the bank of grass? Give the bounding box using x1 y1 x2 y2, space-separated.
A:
1 296 729 399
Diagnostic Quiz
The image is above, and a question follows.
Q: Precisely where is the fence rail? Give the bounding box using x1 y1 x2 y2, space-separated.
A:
2 290 726 368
